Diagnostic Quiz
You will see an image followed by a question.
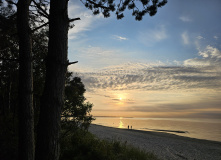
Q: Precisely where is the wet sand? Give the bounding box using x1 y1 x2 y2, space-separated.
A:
89 124 221 160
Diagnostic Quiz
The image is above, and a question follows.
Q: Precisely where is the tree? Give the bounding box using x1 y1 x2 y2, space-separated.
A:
35 0 69 159
17 0 35 160
0 4 94 158
1 1 48 160
0 5 18 116
62 75 94 133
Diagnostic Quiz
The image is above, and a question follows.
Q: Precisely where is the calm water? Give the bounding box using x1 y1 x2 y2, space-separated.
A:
93 117 221 142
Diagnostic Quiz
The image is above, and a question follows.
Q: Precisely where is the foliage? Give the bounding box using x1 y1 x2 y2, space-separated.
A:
81 0 168 20
0 2 94 127
60 129 159 160
0 4 19 116
62 74 95 134
0 4 94 158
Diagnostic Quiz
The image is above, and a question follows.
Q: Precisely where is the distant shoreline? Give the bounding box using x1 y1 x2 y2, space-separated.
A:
94 116 134 118
140 128 188 134
89 124 221 160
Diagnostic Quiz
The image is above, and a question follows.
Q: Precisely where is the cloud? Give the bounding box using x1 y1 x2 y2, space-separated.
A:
184 45 221 67
138 25 167 46
72 45 221 95
199 45 221 59
68 2 103 39
112 35 128 41
78 61 221 93
72 45 132 68
214 36 219 40
183 58 211 67
196 36 204 40
76 46 221 118
181 31 189 45
179 16 192 22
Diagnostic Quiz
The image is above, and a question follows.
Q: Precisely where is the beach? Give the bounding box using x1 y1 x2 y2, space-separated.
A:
89 124 221 160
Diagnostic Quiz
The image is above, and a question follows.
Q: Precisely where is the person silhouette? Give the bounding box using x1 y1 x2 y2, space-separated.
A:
128 125 129 129
131 126 132 129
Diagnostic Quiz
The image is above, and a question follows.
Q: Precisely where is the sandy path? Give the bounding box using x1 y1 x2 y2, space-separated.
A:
89 124 221 160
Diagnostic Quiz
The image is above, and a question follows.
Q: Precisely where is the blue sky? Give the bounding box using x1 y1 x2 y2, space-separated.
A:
67 0 221 118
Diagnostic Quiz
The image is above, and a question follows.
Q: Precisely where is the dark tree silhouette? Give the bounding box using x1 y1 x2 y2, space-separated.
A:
81 0 168 20
62 75 94 132
17 0 35 160
35 0 69 159
1 1 48 160
0 5 18 116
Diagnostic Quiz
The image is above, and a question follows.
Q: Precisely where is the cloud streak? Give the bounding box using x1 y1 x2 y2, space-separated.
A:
113 35 128 41
179 16 192 22
138 25 168 46
68 2 103 39
181 32 189 45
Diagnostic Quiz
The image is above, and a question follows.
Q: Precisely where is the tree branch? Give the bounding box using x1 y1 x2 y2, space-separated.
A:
68 61 78 66
6 0 17 6
86 0 110 9
69 18 81 23
31 22 49 33
32 0 49 19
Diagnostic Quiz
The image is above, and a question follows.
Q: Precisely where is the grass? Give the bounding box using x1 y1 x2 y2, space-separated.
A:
0 115 159 160
60 129 159 160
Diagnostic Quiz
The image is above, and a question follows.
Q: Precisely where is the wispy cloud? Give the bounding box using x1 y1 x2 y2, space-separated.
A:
214 36 219 40
68 2 103 39
138 25 168 46
196 35 204 40
181 31 189 45
69 45 133 70
112 35 128 41
179 16 192 22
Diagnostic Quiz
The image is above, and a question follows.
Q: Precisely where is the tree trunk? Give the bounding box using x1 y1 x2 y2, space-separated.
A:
35 0 69 159
17 0 35 160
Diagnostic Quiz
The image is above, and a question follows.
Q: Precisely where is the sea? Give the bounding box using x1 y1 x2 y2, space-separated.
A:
92 117 221 142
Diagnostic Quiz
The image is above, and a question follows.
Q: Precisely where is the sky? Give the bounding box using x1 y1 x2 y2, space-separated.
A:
67 0 221 118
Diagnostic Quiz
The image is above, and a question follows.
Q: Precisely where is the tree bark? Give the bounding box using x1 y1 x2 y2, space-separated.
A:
17 0 35 160
35 0 69 159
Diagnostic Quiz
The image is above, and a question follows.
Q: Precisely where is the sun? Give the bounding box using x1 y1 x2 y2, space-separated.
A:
119 97 122 100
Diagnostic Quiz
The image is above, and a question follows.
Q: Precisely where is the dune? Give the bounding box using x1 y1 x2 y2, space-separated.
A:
89 124 221 160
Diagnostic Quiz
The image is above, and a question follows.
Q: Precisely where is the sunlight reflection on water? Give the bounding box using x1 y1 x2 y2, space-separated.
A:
118 120 124 128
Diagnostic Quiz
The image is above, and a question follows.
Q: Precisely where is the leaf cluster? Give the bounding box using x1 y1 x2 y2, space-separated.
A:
81 0 167 20
62 75 95 132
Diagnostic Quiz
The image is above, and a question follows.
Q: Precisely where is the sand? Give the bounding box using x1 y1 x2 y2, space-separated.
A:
89 124 221 160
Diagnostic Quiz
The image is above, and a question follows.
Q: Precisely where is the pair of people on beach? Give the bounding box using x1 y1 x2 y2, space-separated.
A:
128 125 132 129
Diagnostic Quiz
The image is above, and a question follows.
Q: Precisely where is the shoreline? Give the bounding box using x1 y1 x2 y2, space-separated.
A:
106 124 221 144
89 124 221 160
92 124 221 144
